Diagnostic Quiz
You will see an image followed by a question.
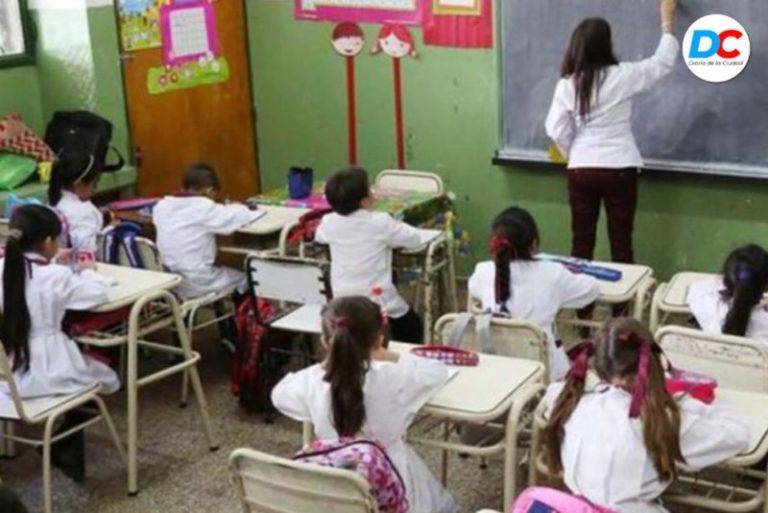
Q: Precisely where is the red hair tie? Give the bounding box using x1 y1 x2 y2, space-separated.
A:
619 332 653 419
333 317 353 330
489 235 514 255
566 342 593 381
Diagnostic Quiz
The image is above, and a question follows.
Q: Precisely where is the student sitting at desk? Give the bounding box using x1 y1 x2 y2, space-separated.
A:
0 205 119 482
468 206 599 381
688 244 768 342
48 152 110 253
542 317 749 513
153 163 262 299
316 167 428 343
272 296 457 513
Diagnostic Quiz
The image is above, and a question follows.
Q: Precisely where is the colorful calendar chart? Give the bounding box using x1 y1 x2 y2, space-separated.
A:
160 0 220 67
298 0 425 25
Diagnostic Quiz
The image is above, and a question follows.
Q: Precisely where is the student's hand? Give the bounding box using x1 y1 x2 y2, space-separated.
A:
77 260 97 272
660 0 677 33
54 249 74 266
371 348 400 363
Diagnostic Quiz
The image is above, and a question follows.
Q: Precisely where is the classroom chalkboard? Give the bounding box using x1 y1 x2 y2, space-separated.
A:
498 0 768 178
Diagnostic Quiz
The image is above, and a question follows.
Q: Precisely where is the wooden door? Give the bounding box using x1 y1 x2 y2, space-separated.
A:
117 0 259 200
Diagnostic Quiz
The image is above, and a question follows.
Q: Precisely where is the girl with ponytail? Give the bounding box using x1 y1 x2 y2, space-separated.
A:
541 317 749 512
48 152 109 252
272 296 457 513
468 206 600 380
688 244 768 341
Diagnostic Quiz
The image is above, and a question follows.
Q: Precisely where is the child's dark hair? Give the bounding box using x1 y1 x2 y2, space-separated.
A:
721 244 768 336
561 17 619 119
489 206 539 313
48 152 102 205
321 296 384 437
182 163 221 191
1 205 63 372
543 318 684 482
325 167 370 216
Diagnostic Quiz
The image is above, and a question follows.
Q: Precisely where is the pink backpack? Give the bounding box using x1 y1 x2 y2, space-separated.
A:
512 487 615 513
294 438 408 513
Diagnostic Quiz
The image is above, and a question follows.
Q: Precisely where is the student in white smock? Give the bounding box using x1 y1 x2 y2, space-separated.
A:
272 296 458 513
468 206 599 381
542 317 750 513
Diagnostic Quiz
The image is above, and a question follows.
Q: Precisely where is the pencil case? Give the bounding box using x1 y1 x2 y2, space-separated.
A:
665 368 717 404
411 346 479 366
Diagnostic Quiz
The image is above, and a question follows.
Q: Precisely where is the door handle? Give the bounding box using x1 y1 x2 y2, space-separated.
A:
134 146 143 167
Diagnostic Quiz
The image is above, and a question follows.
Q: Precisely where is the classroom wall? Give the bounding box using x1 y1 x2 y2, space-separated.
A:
245 0 768 278
0 66 44 133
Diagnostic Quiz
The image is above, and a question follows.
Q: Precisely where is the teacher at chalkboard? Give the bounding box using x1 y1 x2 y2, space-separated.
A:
545 0 679 264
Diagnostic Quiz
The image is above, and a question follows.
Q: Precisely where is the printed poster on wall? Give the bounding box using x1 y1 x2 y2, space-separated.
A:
296 0 425 25
119 0 168 52
424 0 492 48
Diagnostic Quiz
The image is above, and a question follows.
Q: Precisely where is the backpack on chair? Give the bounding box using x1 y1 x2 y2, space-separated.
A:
512 487 616 513
101 221 145 268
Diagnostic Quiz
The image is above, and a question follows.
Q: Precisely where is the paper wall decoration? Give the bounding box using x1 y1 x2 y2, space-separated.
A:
424 0 492 48
297 0 424 25
147 55 230 95
119 0 167 52
332 23 365 165
372 25 417 169
160 0 219 67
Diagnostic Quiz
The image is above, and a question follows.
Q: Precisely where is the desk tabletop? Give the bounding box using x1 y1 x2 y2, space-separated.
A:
716 388 768 461
661 272 719 311
593 261 654 301
391 342 544 421
271 304 323 334
237 205 309 236
91 264 181 312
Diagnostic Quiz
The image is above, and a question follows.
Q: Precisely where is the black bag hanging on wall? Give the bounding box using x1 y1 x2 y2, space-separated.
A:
44 111 125 172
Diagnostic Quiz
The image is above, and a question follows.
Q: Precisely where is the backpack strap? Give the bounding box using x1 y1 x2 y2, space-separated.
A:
445 313 474 348
103 146 125 172
474 313 496 355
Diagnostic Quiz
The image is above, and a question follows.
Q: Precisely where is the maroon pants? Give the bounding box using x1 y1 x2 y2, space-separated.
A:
567 168 638 264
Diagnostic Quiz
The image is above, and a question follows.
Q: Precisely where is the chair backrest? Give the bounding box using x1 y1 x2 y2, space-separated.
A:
246 254 330 305
656 326 768 392
435 313 549 378
375 170 444 194
229 448 378 513
0 343 30 422
95 234 162 271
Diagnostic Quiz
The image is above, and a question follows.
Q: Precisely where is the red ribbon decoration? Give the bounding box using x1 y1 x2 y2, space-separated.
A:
393 58 405 169
619 331 653 419
346 56 357 166
566 342 593 381
488 234 514 255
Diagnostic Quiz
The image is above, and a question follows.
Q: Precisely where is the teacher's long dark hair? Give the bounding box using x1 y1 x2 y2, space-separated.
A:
561 17 619 119
1 205 63 372
321 296 384 437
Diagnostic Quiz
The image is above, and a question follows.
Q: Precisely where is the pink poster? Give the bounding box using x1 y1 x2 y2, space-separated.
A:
160 0 220 67
296 0 425 25
423 0 493 49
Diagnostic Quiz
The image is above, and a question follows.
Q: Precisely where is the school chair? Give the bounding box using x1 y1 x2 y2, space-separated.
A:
374 169 445 194
229 448 378 513
0 345 126 513
649 272 714 332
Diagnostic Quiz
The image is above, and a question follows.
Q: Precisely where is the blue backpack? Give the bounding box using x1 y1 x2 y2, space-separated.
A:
101 221 145 268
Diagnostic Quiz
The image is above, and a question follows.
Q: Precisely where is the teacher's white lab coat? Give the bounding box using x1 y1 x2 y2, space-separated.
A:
0 255 119 399
272 353 458 513
152 196 261 299
468 260 600 380
543 382 750 513
56 190 104 252
687 278 768 344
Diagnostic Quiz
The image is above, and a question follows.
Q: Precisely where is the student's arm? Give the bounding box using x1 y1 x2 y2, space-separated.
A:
545 79 576 157
382 215 424 250
555 264 601 309
467 263 486 302
203 203 262 235
392 353 450 413
678 398 751 472
56 267 112 310
270 370 313 422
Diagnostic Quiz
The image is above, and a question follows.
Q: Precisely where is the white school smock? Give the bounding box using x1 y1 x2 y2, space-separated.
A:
468 260 600 380
315 210 424 319
56 190 104 252
152 196 262 299
687 278 768 343
272 353 458 513
545 34 680 169
543 382 750 513
0 255 120 399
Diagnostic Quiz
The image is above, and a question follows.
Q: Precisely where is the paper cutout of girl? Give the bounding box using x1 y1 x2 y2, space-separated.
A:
372 24 417 169
332 22 365 166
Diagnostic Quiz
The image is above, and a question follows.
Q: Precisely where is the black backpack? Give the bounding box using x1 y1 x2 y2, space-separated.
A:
45 111 125 172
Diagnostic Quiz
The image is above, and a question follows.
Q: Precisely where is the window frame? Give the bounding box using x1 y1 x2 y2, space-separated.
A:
0 0 36 69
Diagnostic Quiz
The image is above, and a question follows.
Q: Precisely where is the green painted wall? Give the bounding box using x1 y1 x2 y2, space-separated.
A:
0 66 43 133
245 0 768 278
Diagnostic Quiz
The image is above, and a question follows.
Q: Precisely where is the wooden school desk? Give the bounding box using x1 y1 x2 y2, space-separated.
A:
650 272 717 332
74 264 218 495
219 205 309 262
